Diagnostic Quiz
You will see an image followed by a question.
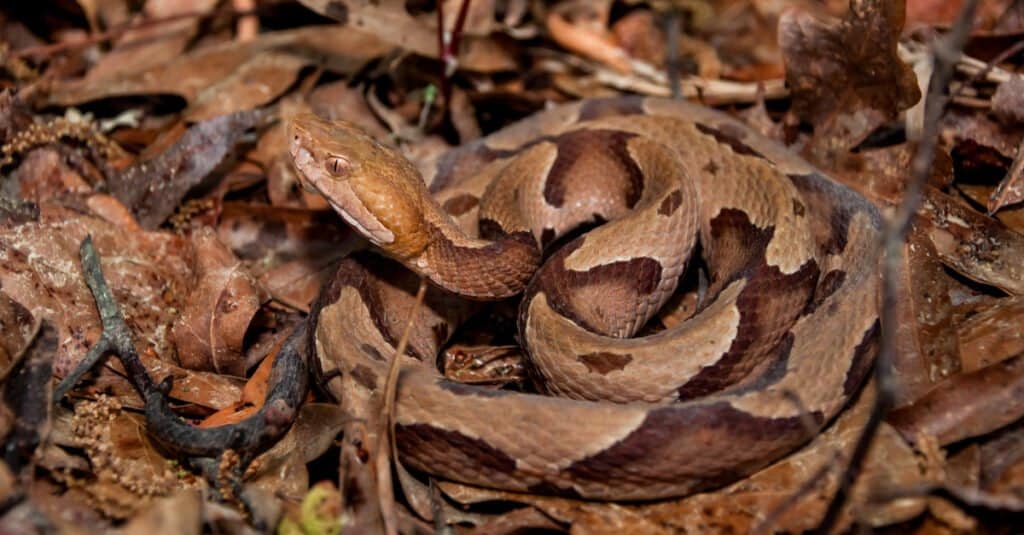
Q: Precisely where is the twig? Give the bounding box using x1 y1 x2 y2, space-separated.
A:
436 0 473 113
752 454 840 535
13 5 260 60
814 1 980 532
377 277 428 535
949 38 1024 101
56 236 309 524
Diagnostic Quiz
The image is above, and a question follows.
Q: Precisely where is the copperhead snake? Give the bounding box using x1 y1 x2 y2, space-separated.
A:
290 96 882 500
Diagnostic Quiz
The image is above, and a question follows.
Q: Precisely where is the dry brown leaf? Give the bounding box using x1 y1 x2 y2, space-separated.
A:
198 340 278 427
11 148 93 204
889 221 962 408
0 210 190 381
992 75 1024 125
120 490 202 535
957 296 1024 372
83 0 219 85
171 228 265 376
920 187 1024 295
46 26 393 119
215 202 360 311
888 355 1024 447
546 5 631 73
779 0 920 162
137 348 243 411
943 108 1024 160
296 0 517 72
67 397 180 518
834 144 954 205
246 403 346 498
0 291 34 380
986 138 1024 215
109 109 266 229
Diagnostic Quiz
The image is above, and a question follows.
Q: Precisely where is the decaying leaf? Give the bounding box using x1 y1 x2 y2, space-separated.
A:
109 109 266 229
295 0 518 72
779 0 920 161
986 137 1024 215
46 26 394 118
920 187 1024 295
171 228 266 376
889 221 961 408
0 210 190 380
958 296 1024 372
888 356 1024 448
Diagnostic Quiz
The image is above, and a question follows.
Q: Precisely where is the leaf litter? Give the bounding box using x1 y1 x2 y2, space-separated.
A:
3 0 1024 533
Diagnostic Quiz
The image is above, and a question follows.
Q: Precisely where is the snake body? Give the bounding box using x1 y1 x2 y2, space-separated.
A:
291 96 882 500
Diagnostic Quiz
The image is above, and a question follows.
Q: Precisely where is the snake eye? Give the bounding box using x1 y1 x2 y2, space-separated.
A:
325 155 352 177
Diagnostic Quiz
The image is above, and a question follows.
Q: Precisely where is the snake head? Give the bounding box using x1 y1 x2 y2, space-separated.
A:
288 114 431 259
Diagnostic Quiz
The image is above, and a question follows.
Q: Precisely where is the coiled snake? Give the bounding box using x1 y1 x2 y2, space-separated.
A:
290 96 882 500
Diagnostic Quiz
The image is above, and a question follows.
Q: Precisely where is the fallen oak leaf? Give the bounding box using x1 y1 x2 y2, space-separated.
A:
920 187 1024 295
888 221 961 408
887 355 1024 447
957 296 1024 372
0 209 191 381
779 0 920 163
171 228 267 376
294 0 517 73
198 339 279 428
46 26 393 119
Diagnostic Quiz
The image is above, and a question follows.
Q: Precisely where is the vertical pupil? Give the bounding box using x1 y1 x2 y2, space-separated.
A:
328 157 346 175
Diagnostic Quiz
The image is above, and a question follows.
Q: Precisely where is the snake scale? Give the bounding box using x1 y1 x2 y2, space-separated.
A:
290 96 882 500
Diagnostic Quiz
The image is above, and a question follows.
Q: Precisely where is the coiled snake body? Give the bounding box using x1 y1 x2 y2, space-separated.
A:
291 97 882 500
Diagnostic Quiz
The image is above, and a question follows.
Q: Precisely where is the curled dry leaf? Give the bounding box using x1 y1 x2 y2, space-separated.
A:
888 355 1024 448
296 0 517 72
82 0 219 86
171 228 266 376
46 26 393 118
958 296 1024 372
546 2 631 73
889 221 961 408
779 0 920 161
246 403 346 499
921 187 1024 295
0 211 190 380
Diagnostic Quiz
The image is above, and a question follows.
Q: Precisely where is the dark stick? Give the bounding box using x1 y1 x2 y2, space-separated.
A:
56 236 309 523
2 321 57 475
813 1 980 532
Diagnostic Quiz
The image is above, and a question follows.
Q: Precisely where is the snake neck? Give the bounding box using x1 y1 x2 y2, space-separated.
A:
412 220 541 300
